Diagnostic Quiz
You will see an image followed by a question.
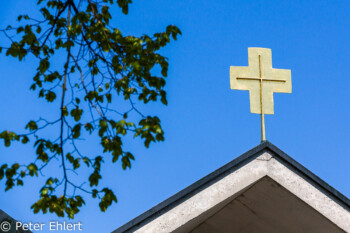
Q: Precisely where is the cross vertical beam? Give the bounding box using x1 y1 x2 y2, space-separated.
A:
258 55 266 141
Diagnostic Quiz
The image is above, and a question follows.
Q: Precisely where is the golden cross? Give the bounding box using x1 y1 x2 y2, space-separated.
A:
230 48 292 142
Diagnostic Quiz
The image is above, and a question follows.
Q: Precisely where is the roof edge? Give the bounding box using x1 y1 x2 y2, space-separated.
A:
264 141 350 209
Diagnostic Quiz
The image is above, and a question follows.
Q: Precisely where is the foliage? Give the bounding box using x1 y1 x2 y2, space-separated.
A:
0 0 181 219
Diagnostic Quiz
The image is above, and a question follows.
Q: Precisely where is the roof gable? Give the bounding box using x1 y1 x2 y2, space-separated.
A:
113 141 350 233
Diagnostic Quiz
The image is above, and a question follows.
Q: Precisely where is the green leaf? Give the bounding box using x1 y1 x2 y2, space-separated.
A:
21 135 29 144
62 106 69 116
72 124 81 139
73 158 80 170
38 58 50 73
99 188 117 212
17 179 24 186
25 121 38 131
71 107 83 121
66 153 74 164
46 177 54 185
36 26 41 33
106 93 112 103
84 123 94 134
27 163 38 177
89 170 101 187
0 168 4 180
45 91 56 102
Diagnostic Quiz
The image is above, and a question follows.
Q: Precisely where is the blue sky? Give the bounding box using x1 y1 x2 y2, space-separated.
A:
0 0 350 232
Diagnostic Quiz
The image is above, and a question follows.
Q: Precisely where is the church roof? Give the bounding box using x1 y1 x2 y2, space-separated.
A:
112 141 350 233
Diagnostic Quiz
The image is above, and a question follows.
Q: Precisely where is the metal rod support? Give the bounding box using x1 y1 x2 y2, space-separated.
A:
261 113 266 141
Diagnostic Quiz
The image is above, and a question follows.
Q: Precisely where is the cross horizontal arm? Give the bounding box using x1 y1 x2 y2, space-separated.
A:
236 77 286 82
